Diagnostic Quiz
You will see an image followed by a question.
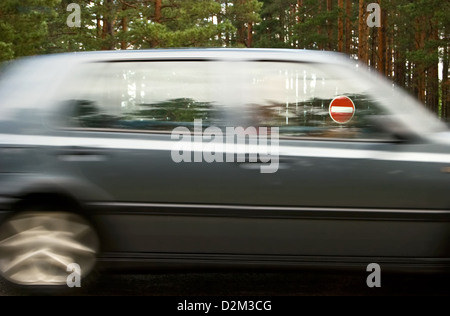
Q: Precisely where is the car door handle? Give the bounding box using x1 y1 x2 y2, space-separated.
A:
236 161 265 170
234 156 291 171
236 161 291 172
233 155 268 166
57 148 108 162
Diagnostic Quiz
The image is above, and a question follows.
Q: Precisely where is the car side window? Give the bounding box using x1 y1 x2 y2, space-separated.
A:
61 62 221 132
230 62 390 140
59 61 389 139
250 93 387 140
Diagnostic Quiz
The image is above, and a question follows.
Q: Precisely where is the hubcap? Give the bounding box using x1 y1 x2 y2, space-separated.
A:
0 212 99 286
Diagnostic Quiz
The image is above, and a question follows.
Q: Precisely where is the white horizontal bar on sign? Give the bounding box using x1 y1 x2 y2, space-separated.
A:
330 106 354 113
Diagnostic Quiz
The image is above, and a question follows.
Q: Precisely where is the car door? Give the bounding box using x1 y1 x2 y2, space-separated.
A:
226 61 450 260
55 60 259 203
53 59 270 255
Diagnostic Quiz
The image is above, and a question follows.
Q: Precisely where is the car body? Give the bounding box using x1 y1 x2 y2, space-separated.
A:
0 49 449 288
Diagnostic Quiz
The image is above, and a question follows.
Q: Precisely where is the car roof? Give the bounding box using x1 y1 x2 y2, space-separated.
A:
31 48 351 65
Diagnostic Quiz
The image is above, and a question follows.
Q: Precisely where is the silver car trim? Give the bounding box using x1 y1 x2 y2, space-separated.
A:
88 202 450 216
0 134 449 164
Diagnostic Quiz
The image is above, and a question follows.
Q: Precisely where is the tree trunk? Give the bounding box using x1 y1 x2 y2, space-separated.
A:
443 37 450 120
151 0 162 47
121 4 128 50
385 27 392 78
358 0 368 64
345 0 352 54
426 64 439 113
338 0 344 52
235 0 247 47
377 4 386 74
102 0 115 50
296 0 303 49
370 27 376 68
326 0 333 50
216 0 222 46
407 62 412 91
102 18 107 40
426 23 439 114
237 24 246 46
414 16 426 103
225 0 230 46
247 22 253 48
394 49 405 87
318 0 323 50
155 0 162 23
97 16 102 39
280 1 285 43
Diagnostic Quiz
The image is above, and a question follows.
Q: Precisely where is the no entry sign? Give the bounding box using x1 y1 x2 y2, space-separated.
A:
329 96 356 124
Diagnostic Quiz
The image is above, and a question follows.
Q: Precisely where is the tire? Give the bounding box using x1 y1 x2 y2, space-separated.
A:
0 210 99 293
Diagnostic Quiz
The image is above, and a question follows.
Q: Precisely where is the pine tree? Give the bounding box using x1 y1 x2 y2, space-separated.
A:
0 0 60 61
253 0 297 48
294 0 338 50
226 0 262 47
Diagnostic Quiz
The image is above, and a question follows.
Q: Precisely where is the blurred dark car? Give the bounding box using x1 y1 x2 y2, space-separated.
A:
0 49 449 290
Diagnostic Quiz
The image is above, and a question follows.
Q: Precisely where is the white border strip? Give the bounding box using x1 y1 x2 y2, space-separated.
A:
0 134 450 164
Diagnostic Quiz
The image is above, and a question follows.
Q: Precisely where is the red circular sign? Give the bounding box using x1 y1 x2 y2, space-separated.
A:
329 96 356 124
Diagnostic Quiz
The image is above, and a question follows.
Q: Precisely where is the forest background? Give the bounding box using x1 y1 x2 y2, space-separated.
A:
0 0 448 119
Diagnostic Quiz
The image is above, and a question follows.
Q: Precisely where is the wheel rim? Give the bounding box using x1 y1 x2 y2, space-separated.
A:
0 212 99 286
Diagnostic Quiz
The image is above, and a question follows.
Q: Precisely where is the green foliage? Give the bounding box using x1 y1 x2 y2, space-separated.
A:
0 42 14 61
0 0 261 57
128 0 224 48
0 0 448 116
0 0 60 61
296 0 338 50
254 0 298 48
126 98 214 125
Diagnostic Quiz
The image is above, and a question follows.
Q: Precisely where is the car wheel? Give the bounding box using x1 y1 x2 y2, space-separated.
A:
0 211 99 289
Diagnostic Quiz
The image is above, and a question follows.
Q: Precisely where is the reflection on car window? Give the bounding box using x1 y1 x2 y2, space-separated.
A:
226 62 389 140
249 93 386 139
0 62 10 83
62 62 222 132
60 61 389 138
